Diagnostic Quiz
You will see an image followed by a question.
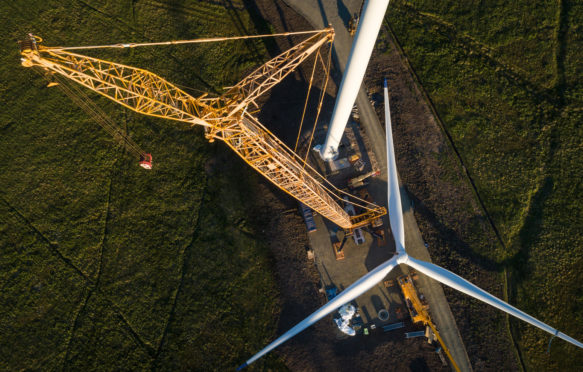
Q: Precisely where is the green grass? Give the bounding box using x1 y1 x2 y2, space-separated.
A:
0 1 286 370
387 0 583 370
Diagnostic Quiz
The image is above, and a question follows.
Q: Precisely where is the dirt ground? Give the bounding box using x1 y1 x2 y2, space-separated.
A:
250 178 448 372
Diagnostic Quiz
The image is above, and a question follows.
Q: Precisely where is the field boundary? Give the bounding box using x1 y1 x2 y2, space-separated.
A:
382 15 527 371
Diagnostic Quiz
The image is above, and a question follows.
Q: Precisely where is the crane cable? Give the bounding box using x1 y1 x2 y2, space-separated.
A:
34 69 147 159
289 42 381 213
303 43 332 167
249 113 380 213
41 29 327 51
294 48 319 153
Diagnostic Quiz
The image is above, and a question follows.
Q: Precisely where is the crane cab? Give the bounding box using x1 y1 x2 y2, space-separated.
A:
139 153 153 169
19 34 43 67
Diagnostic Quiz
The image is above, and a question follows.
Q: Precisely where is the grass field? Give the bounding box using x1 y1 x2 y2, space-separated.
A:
387 0 583 370
3 0 582 370
0 0 288 370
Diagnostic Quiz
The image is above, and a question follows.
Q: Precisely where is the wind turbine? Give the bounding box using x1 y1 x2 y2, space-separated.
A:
237 79 583 370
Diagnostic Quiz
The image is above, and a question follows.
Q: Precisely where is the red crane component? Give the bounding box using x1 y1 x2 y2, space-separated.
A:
139 154 153 170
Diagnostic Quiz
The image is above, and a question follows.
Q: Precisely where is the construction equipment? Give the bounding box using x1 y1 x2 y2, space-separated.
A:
405 331 425 339
348 1 365 37
333 240 345 260
347 14 359 36
37 59 154 169
139 153 153 170
398 274 460 372
19 30 386 230
356 187 382 228
353 158 366 172
343 197 365 244
325 286 338 301
348 169 380 189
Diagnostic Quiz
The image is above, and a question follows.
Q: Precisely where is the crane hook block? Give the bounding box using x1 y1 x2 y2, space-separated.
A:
139 153 153 170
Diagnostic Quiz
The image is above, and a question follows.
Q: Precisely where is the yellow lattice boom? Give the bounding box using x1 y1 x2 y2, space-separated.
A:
19 30 385 229
398 275 460 372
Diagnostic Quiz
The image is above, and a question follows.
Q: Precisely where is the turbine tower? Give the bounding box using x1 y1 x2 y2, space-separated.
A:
237 79 583 370
319 0 391 160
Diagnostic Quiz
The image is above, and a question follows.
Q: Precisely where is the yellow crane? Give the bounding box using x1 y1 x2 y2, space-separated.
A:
19 30 385 230
398 274 461 372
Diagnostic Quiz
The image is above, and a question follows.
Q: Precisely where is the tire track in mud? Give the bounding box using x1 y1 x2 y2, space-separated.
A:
2 187 165 364
0 194 92 283
76 0 142 36
103 295 157 356
153 176 208 359
7 2 206 363
390 6 577 370
61 286 93 370
1 148 157 366
139 0 229 24
139 0 267 81
382 20 509 257
61 150 119 370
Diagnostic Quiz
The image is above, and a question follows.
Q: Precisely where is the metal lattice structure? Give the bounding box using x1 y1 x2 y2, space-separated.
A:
19 30 385 229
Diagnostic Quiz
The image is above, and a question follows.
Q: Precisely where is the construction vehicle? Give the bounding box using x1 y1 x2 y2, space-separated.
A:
347 14 359 36
348 169 380 189
347 1 365 37
348 154 360 164
397 274 460 372
19 30 386 231
353 158 366 172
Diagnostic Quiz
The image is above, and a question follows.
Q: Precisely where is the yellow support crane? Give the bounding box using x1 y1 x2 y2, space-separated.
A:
19 30 385 230
398 274 461 372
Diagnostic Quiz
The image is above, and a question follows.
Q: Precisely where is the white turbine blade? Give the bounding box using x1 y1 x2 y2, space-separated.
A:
237 256 400 370
384 79 405 254
404 255 583 349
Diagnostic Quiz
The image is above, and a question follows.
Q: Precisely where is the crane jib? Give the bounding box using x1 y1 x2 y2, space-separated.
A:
19 31 386 229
